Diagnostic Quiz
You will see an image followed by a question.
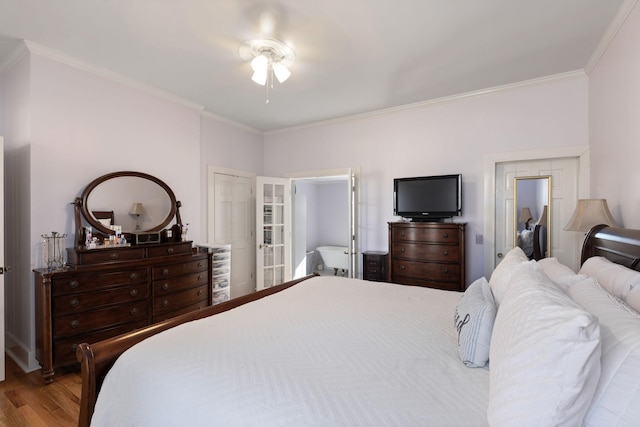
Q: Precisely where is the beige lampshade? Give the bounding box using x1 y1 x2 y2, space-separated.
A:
518 207 533 223
563 199 618 232
129 202 146 215
537 205 548 227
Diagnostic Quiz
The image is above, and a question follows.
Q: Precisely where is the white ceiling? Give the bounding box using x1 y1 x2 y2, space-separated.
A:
0 0 630 132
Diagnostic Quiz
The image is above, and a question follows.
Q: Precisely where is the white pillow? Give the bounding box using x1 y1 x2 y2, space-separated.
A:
537 257 587 293
570 277 640 427
454 277 496 368
489 246 528 306
579 256 640 300
626 286 640 313
488 261 601 427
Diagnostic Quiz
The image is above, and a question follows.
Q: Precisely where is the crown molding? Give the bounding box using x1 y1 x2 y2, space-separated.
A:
0 40 29 73
585 0 639 74
22 40 206 112
266 70 587 135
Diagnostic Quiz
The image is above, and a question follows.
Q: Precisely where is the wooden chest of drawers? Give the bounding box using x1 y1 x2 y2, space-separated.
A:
388 222 465 291
34 242 212 383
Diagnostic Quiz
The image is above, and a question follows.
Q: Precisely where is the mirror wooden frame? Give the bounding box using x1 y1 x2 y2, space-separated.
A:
513 175 551 260
73 171 181 248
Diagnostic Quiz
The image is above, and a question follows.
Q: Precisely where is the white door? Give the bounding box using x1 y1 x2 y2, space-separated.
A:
495 157 579 270
347 169 357 277
256 177 291 290
0 137 4 381
208 168 255 298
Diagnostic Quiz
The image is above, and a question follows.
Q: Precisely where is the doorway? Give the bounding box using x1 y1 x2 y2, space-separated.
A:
289 168 359 281
484 146 590 276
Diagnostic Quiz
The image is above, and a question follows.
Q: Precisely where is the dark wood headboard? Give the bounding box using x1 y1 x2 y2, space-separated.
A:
581 225 640 271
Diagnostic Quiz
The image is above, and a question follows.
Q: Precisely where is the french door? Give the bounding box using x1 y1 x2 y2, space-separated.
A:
256 177 291 290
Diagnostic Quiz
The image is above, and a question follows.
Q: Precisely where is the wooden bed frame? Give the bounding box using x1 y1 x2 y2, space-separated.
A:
76 225 640 426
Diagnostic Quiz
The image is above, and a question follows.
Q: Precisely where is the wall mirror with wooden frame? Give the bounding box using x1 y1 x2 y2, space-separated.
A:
73 171 183 248
514 176 551 260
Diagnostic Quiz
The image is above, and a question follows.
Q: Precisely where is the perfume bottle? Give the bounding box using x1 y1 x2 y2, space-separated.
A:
85 227 92 248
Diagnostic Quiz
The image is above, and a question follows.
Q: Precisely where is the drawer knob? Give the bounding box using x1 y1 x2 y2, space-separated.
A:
197 289 204 296
70 320 80 329
444 268 450 274
401 265 406 270
197 275 203 281
443 233 449 238
129 273 138 280
162 299 169 307
162 268 169 275
400 248 405 253
198 262 203 268
69 280 79 289
71 343 78 353
401 231 405 236
167 247 174 254
443 251 449 256
162 283 169 290
130 307 138 315
110 252 119 260
69 298 79 307
130 289 138 297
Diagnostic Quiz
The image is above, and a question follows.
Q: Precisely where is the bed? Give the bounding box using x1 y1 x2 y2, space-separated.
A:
77 225 640 426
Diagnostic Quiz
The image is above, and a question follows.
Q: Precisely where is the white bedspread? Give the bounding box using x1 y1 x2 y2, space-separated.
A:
91 276 489 426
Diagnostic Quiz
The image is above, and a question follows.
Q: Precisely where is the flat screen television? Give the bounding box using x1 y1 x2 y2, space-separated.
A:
393 174 462 221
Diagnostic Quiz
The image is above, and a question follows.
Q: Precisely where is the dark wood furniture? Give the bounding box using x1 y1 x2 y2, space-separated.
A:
388 222 466 291
35 243 212 385
34 171 207 385
362 251 387 282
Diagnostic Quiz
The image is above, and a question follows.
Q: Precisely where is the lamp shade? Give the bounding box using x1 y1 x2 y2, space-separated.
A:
518 207 533 223
537 205 548 227
129 202 146 215
251 55 268 85
564 199 618 232
272 62 291 83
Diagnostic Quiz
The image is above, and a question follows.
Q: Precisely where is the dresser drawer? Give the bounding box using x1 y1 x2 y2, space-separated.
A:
53 320 147 366
52 269 148 296
74 247 146 265
146 242 193 258
392 260 460 282
152 300 210 323
393 276 464 291
53 300 148 337
53 283 148 315
392 227 460 244
153 257 208 279
153 284 208 316
153 271 209 295
391 242 460 262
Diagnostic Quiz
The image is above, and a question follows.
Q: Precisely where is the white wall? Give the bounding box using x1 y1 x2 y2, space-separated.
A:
589 3 640 227
264 75 589 285
3 50 264 370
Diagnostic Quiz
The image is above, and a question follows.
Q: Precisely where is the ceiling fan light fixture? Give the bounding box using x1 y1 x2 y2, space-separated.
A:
272 62 291 83
240 37 295 97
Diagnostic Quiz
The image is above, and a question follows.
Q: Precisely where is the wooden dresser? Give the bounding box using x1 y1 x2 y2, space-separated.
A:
388 222 465 291
34 241 212 383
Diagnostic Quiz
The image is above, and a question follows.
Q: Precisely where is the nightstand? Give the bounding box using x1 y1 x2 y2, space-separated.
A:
363 251 388 282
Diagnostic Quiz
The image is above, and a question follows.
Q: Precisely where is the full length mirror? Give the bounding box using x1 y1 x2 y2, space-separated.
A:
514 176 551 260
79 171 178 236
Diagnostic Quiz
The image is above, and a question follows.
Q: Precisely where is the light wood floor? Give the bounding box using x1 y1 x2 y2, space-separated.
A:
0 356 80 427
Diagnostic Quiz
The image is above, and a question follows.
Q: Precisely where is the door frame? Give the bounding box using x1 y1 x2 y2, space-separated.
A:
483 145 590 277
287 167 360 278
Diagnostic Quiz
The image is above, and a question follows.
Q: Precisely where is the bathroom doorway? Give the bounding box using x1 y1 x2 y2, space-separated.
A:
289 168 359 280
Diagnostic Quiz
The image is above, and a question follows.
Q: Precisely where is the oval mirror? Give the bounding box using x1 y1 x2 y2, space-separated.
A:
80 171 177 235
514 176 551 260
